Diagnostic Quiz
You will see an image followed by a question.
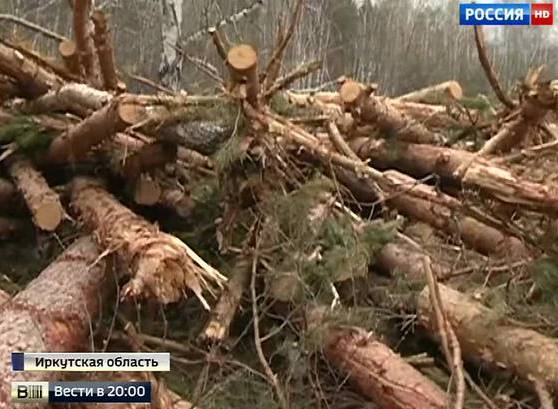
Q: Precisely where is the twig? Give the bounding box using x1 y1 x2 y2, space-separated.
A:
126 72 174 95
326 121 360 161
250 224 289 409
0 14 67 42
473 25 515 109
261 0 304 84
423 256 465 409
264 59 322 98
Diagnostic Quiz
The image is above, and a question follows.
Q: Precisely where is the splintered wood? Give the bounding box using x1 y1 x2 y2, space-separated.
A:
71 177 226 305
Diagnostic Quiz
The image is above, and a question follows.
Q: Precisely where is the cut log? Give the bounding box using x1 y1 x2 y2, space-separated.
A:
331 164 528 258
45 98 144 163
202 256 251 342
350 139 558 212
0 42 62 98
395 81 463 104
7 157 64 231
227 44 260 107
375 242 450 281
339 80 444 145
385 171 528 258
71 177 226 305
73 0 99 86
0 236 107 409
418 284 558 393
58 39 81 76
323 325 448 409
92 9 120 91
14 82 112 115
390 100 473 129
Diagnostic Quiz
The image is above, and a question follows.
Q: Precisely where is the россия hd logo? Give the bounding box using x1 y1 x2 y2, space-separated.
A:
459 3 554 25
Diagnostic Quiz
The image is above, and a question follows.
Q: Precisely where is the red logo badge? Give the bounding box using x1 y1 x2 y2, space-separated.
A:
532 3 554 25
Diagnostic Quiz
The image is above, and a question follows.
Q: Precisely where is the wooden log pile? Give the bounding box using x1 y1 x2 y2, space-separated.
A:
1 2 558 408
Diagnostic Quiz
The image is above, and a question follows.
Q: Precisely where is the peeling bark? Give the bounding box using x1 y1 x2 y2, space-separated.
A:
14 82 111 116
418 284 558 393
0 236 107 409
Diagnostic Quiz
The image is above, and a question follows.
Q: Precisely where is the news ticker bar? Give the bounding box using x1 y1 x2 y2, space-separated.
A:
460 3 554 25
11 352 170 372
12 381 151 404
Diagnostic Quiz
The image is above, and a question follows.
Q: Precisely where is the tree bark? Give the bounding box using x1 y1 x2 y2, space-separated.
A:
73 0 99 86
418 284 558 393
350 139 558 212
158 120 231 155
395 81 463 104
0 236 108 409
45 97 144 163
7 156 65 231
340 80 444 144
0 42 62 98
92 9 120 91
71 177 225 305
323 326 448 409
14 82 111 116
159 0 184 91
202 256 251 342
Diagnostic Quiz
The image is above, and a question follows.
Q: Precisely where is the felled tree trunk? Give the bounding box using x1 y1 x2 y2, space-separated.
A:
350 139 558 212
0 289 8 305
418 284 558 393
7 156 65 231
73 0 99 86
395 81 463 104
389 100 472 129
0 236 108 409
374 242 449 281
159 0 184 91
323 326 448 409
339 80 444 144
0 75 19 101
71 177 225 305
92 9 120 91
201 256 251 342
15 82 111 115
0 42 62 98
45 97 144 163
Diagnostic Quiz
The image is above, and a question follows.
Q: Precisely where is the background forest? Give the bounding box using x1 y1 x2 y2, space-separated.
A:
2 0 557 97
